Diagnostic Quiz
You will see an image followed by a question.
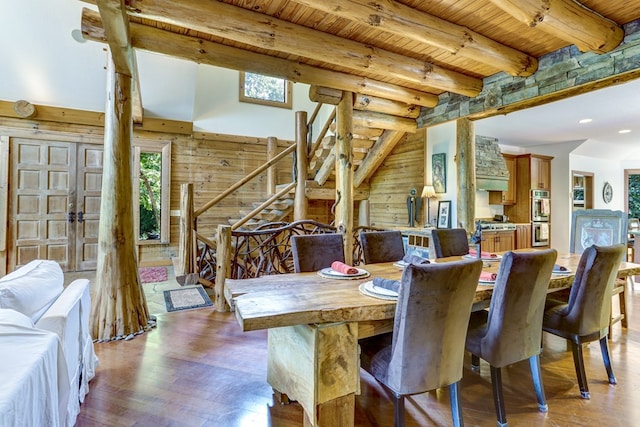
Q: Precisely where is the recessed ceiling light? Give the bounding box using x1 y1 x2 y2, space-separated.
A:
578 118 592 124
619 129 631 134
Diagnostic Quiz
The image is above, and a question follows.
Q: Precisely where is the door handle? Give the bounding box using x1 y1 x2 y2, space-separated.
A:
67 212 75 223
77 211 84 223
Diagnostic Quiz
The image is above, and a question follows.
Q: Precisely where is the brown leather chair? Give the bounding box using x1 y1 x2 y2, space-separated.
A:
543 243 626 399
431 228 469 258
290 233 345 273
360 230 405 264
360 259 483 427
465 249 557 427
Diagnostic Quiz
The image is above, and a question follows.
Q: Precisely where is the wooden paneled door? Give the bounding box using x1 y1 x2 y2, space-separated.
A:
9 138 103 272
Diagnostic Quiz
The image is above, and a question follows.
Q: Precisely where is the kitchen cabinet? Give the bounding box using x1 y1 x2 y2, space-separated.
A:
482 230 515 252
504 153 553 224
515 224 532 249
488 154 517 205
530 155 551 190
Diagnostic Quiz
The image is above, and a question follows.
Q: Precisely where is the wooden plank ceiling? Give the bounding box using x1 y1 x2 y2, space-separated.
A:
82 0 640 108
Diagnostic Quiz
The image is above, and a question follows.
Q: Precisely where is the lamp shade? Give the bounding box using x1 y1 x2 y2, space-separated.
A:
421 185 436 198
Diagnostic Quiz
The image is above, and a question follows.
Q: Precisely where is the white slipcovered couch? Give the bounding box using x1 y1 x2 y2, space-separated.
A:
0 260 98 427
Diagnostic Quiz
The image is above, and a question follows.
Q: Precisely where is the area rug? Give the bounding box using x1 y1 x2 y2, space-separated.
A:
163 285 213 312
139 266 168 284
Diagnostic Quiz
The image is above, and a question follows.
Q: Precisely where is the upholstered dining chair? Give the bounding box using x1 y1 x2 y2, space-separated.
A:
290 233 345 273
431 228 470 258
360 258 483 427
465 249 557 427
542 243 626 399
360 230 405 264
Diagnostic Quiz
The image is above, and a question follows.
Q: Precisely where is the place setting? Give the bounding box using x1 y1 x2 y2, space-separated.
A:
317 261 370 279
552 264 572 275
393 253 433 269
478 271 498 285
359 277 400 301
463 249 502 261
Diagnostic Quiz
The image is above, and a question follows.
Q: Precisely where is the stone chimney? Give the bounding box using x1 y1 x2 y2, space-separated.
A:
476 135 509 191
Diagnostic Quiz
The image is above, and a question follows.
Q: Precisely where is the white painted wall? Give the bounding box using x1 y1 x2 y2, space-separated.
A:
427 122 458 227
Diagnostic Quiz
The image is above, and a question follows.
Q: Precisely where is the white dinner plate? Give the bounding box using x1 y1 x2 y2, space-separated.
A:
318 267 370 279
359 281 398 300
463 254 503 261
552 267 572 275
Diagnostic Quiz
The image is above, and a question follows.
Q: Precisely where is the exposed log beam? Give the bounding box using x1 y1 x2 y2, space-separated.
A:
490 0 623 53
353 111 417 133
354 130 406 188
81 8 439 107
122 0 482 96
95 1 144 122
292 0 537 77
309 86 420 118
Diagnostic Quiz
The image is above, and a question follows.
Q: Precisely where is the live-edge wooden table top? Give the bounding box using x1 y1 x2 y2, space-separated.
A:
229 252 640 332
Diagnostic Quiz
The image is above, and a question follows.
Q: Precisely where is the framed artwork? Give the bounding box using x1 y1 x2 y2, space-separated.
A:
432 153 446 193
569 209 627 254
437 200 452 229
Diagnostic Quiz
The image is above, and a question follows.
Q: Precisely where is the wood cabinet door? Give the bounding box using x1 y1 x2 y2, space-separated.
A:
503 156 517 204
75 144 103 271
531 156 551 190
516 224 532 249
482 231 497 252
496 231 515 251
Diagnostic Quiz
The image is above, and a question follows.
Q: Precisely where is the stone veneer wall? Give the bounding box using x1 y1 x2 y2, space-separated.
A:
476 135 508 179
418 19 640 127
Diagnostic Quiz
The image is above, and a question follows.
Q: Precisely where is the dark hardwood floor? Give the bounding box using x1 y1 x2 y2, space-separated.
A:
76 281 639 426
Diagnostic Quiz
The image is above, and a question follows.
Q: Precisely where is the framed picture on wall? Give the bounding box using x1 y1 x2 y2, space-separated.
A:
437 200 451 229
432 153 446 193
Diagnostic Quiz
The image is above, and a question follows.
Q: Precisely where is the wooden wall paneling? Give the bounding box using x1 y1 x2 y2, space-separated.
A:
369 131 424 228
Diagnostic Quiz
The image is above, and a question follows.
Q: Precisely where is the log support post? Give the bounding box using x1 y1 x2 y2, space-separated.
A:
457 118 476 234
177 183 194 276
335 92 354 264
294 111 308 220
215 224 232 312
267 137 278 196
90 52 149 340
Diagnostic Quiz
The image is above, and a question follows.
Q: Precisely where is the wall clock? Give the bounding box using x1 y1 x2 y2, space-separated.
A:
603 182 613 204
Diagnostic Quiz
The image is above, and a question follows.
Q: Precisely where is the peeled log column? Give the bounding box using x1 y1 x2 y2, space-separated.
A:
90 54 150 341
456 118 476 234
489 0 623 53
335 92 354 264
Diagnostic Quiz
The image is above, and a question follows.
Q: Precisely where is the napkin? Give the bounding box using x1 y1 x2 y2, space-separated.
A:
468 249 498 258
402 254 430 265
553 264 568 272
480 271 498 281
373 277 400 293
331 261 359 275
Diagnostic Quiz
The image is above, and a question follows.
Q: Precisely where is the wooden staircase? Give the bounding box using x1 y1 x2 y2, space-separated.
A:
228 189 295 230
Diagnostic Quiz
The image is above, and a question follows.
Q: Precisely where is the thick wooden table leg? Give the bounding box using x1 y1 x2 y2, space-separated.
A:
267 322 358 427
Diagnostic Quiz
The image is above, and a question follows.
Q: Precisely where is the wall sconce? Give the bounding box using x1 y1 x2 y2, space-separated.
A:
421 185 437 227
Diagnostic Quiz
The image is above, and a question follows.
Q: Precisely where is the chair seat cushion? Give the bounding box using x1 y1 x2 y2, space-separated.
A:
465 309 489 357
360 333 393 387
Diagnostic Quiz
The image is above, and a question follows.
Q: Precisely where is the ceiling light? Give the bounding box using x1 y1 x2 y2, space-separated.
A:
71 29 86 44
578 118 592 124
619 129 632 134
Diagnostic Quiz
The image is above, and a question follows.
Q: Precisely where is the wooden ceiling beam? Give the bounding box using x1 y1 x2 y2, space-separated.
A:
81 8 439 107
309 86 420 118
95 0 144 123
291 0 537 77
490 0 624 53
122 0 482 97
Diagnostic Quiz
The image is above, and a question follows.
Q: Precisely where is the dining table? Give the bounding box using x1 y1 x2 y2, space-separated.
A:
227 251 640 427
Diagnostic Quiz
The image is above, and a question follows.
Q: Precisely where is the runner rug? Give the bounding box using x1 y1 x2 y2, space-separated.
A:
163 285 213 312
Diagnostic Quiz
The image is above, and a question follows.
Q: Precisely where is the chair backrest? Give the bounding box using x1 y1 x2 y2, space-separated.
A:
569 209 627 254
561 244 626 336
479 249 557 368
386 259 483 394
431 228 470 258
290 233 345 273
360 230 405 264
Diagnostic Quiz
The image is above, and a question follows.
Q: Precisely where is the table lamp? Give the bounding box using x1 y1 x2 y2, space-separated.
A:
421 185 437 227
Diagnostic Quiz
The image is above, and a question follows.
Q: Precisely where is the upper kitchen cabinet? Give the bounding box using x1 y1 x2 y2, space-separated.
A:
530 155 552 190
488 154 517 205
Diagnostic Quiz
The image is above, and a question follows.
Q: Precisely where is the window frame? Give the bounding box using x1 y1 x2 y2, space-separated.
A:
239 71 293 109
133 139 171 245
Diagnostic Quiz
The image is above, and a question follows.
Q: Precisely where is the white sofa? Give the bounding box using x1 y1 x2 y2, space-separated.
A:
0 260 98 427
